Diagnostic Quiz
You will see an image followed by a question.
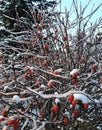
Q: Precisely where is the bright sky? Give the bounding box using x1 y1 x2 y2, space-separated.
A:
56 0 102 23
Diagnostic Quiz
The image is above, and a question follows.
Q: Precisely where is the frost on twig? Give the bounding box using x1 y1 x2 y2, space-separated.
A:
26 87 95 103
21 118 29 130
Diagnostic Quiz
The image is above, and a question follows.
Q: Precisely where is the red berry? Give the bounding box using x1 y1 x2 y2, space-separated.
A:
15 118 19 124
99 77 102 83
51 105 59 114
20 95 25 98
72 100 76 107
42 60 48 67
44 44 49 51
84 103 88 110
39 110 45 119
37 30 41 37
35 23 39 29
72 73 78 78
92 64 97 69
73 110 79 117
2 110 7 117
24 73 29 80
13 118 19 130
64 44 69 49
28 69 35 76
63 117 68 123
48 81 55 88
53 71 60 75
63 36 68 41
0 116 5 122
81 57 85 63
70 69 79 79
69 94 74 102
35 80 40 87
7 118 14 125
41 24 45 29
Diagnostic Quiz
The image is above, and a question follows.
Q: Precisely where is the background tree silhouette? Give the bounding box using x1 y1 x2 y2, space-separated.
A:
0 0 56 30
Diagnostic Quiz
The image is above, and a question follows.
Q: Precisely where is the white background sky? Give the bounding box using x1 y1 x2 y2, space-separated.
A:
56 0 102 23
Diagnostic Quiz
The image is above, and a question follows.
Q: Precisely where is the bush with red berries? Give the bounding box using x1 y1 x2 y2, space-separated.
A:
0 1 102 130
